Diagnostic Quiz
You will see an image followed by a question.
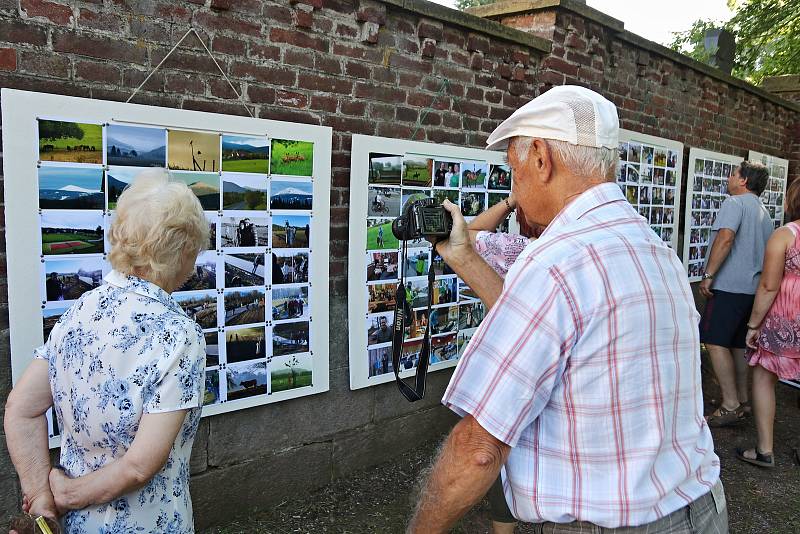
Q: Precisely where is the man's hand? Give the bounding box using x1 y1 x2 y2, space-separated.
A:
433 200 474 264
699 278 714 299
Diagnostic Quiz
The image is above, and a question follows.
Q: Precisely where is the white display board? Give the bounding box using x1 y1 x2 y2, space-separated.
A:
616 130 684 250
682 148 744 282
348 134 512 390
1 89 332 443
749 150 790 228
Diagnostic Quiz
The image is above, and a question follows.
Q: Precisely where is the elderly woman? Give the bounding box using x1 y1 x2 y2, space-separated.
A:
4 170 209 532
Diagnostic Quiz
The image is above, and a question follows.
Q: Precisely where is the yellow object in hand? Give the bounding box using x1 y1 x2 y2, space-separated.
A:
35 516 54 534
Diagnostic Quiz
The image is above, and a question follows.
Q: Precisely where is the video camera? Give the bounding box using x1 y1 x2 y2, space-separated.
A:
391 197 453 242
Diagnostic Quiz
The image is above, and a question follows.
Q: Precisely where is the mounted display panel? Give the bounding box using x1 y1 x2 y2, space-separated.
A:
2 89 332 445
616 130 684 250
682 148 744 283
749 150 790 229
348 135 514 390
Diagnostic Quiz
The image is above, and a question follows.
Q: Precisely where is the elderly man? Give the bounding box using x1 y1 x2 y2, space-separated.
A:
409 86 725 533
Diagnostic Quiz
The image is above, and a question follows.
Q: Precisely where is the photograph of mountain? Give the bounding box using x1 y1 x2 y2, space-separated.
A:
171 172 220 210
106 167 142 209
222 173 267 210
222 135 269 173
106 125 166 167
270 180 312 210
38 166 104 210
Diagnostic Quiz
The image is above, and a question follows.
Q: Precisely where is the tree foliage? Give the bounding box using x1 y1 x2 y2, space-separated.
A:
455 0 496 11
670 0 800 83
39 120 85 141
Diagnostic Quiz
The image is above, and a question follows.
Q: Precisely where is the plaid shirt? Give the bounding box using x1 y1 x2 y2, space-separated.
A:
443 183 719 528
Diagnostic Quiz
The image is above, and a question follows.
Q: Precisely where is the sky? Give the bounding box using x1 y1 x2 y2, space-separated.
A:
39 166 103 191
427 0 733 47
106 125 165 152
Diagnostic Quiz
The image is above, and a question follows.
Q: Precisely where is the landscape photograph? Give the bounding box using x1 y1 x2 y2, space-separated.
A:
204 370 220 406
270 353 312 392
205 331 219 367
224 253 265 287
272 251 309 285
173 290 218 330
402 156 433 187
222 134 269 173
270 180 313 210
41 210 104 255
38 120 102 164
38 166 104 210
43 257 103 302
167 129 220 172
224 287 265 326
272 321 310 356
366 218 398 250
106 124 166 167
272 215 310 248
270 139 313 176
221 216 269 248
171 172 220 210
272 286 309 321
226 360 267 400
225 325 266 365
106 167 142 209
222 173 267 210
42 302 71 339
369 154 402 185
177 251 217 292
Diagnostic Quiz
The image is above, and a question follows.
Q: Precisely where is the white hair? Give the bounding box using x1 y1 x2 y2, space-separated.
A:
514 137 618 181
108 169 209 287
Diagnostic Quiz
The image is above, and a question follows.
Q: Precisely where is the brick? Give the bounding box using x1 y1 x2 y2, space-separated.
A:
406 92 450 111
417 18 443 41
209 77 241 99
509 80 526 96
259 106 321 125
294 5 313 29
426 128 466 145
247 43 280 61
344 60 370 79
53 32 148 64
450 50 469 67
155 3 192 22
0 19 48 46
246 84 276 104
511 49 530 67
78 8 123 32
336 23 358 39
498 62 512 79
389 53 432 74
21 0 73 25
340 100 366 116
297 73 352 95
290 0 323 8
465 86 483 101
75 59 121 83
18 50 70 77
231 61 296 86
466 33 490 53
315 55 342 76
210 0 233 9
543 56 578 78
443 27 466 48
469 51 484 71
276 90 308 108
458 100 488 118
355 0 386 25
263 4 293 24
368 102 394 121
359 21 379 44
309 94 337 113
421 38 436 59
0 48 15 71
183 98 253 117
324 114 374 134
512 65 526 81
151 49 220 74
398 72 423 88
165 72 206 94
372 67 396 84
485 89 502 104
270 27 329 53
395 106 418 123
212 35 246 56
284 49 314 68
332 42 382 62
312 15 333 34
354 82 405 104
128 18 173 42
194 12 262 37
564 31 587 51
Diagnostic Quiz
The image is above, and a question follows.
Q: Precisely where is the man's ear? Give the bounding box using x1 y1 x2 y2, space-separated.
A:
531 138 555 184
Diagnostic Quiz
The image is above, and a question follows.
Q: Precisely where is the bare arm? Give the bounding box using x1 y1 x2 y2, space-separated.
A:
408 415 510 533
49 409 188 511
467 192 516 243
748 228 790 329
4 360 57 519
700 228 735 298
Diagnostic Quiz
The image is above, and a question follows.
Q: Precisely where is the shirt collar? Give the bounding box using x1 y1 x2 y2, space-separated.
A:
104 270 182 313
540 182 627 238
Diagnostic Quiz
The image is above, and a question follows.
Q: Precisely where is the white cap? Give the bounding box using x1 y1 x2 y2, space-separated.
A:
486 85 619 151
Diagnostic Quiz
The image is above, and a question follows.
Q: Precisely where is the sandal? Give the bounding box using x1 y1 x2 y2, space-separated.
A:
705 404 744 427
736 447 775 468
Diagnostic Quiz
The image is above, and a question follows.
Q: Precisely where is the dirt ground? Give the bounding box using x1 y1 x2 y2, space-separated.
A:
205 365 800 534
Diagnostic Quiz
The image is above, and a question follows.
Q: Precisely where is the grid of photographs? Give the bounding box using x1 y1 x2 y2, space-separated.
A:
36 119 316 423
616 140 680 247
751 152 789 229
364 152 510 380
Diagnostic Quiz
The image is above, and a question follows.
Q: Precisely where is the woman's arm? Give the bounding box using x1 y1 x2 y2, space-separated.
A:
4 360 58 519
467 192 516 243
747 228 791 332
49 409 188 511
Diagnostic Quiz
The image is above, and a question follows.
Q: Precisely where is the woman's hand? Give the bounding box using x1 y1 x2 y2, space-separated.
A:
745 328 760 350
507 191 517 210
49 467 80 513
24 490 60 520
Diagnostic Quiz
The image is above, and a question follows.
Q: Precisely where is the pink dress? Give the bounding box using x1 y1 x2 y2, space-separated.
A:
474 231 531 277
747 222 800 379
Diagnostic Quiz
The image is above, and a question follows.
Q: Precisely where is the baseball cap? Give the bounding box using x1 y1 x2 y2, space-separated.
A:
486 85 619 151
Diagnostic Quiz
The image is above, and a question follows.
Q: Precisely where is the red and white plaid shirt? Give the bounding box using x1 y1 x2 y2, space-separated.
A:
443 183 719 527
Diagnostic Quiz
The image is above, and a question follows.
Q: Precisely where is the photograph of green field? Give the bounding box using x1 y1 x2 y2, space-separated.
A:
168 130 220 172
222 134 269 173
270 139 313 176
366 218 398 250
369 154 402 185
41 211 104 255
402 156 433 187
222 174 267 210
270 353 312 392
38 120 102 164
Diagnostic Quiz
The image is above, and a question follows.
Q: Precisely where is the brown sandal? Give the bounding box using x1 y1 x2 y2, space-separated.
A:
705 405 744 427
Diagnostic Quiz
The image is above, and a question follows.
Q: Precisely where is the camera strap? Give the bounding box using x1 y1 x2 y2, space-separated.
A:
391 241 435 402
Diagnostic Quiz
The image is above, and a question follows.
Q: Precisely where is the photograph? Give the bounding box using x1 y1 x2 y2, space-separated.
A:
270 180 313 210
626 186 638 205
106 124 166 167
206 213 218 251
653 148 666 167
398 340 422 371
270 139 314 176
368 312 394 345
431 251 455 276
430 306 458 335
38 120 102 164
407 279 430 309
224 253 265 287
167 130 220 172
272 286 309 321
666 169 676 187
204 370 220 406
221 216 269 248
617 142 629 161
368 283 396 313
627 143 641 163
41 210 104 255
174 290 218 330
667 150 677 168
369 154 402 185
401 190 429 212
273 321 310 356
713 161 723 177
404 248 430 277
271 353 313 392
457 328 476 357
406 309 428 339
625 164 640 183
368 345 393 377
459 280 478 301
488 164 511 190
272 215 310 248
44 257 103 302
272 251 309 285
433 160 461 188
226 360 268 400
42 302 71 340
640 165 652 184
433 189 459 206
366 251 399 282
459 302 485 329
433 278 458 305
205 331 219 368
487 193 509 209
653 168 665 185
638 186 651 204
431 333 458 363
106 167 142 209
642 146 654 165
221 134 269 174
704 160 714 175
366 218 398 250
224 287 265 326
222 173 267 210
178 251 217 292
368 186 400 217
461 192 486 217
225 326 266 365
171 171 220 211
402 155 433 187
38 166 104 210
461 162 488 189
695 159 705 174
638 205 650 220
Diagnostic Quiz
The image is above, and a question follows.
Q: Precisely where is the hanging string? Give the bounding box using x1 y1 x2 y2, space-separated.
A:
126 27 254 118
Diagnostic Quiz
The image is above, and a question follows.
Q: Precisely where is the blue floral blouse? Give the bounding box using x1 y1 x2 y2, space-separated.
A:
36 270 206 533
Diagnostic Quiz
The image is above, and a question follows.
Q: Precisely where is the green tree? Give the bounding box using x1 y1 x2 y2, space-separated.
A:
670 0 800 84
455 0 496 10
